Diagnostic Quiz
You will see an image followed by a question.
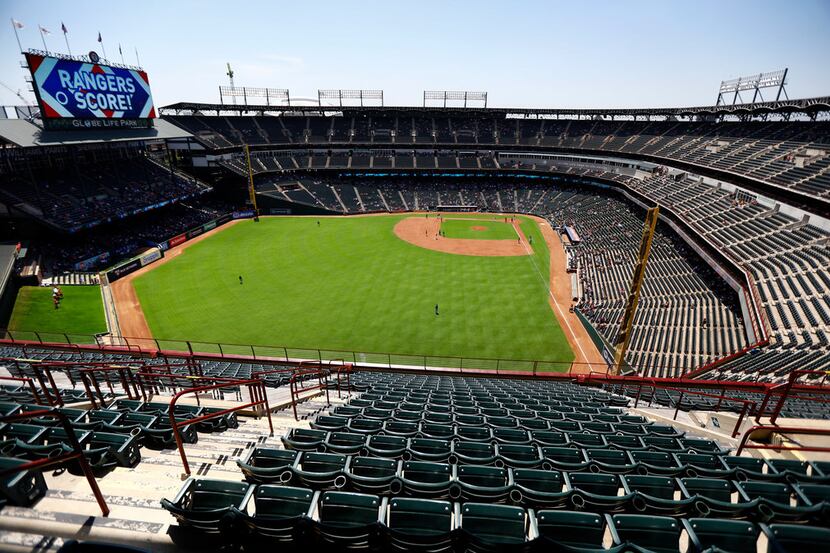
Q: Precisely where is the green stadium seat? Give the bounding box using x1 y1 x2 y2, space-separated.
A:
567 472 632 512
382 420 420 437
760 523 830 552
455 426 492 442
324 432 367 455
675 452 733 478
316 491 385 549
642 436 684 453
231 485 316 543
161 478 252 534
288 452 349 489
458 502 532 546
621 475 695 516
511 468 569 508
737 480 822 523
347 417 384 435
453 464 511 501
683 518 759 553
386 497 453 551
405 438 452 462
332 406 362 418
723 456 779 481
392 461 453 498
679 477 756 518
0 423 46 445
88 431 141 468
550 420 582 432
364 434 407 458
495 444 543 468
605 434 645 451
491 427 531 444
450 441 497 465
530 430 568 447
608 514 681 553
541 446 589 471
0 456 47 506
196 407 238 432
585 448 637 473
629 450 682 474
347 456 399 494
236 448 300 483
361 407 393 420
568 432 608 449
536 510 609 551
418 422 455 440
311 415 349 432
647 424 684 438
281 428 328 451
680 438 729 455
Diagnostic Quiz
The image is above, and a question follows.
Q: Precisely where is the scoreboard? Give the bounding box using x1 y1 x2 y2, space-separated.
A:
25 52 156 130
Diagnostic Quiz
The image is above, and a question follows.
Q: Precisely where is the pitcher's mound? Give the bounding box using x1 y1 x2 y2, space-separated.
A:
393 216 531 257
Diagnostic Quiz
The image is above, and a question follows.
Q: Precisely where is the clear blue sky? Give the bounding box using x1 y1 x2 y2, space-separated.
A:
2 0 829 109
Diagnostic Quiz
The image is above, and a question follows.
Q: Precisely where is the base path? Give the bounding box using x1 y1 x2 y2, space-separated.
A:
529 216 607 373
394 215 530 257
110 220 242 348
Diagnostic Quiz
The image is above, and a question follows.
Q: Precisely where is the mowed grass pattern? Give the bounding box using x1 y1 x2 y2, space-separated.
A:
8 286 107 342
132 215 573 366
440 218 517 240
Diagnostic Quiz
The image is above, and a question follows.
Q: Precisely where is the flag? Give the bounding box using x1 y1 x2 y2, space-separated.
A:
61 22 67 34
12 19 24 29
39 25 51 35
97 31 102 42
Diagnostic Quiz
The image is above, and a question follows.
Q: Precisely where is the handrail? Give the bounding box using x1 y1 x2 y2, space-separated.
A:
79 366 141 409
335 362 353 398
289 368 330 420
0 375 43 404
755 369 830 425
736 424 830 455
167 378 272 475
0 409 109 516
601 378 756 437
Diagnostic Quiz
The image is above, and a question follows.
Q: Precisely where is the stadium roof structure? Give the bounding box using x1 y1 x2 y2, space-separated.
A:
160 95 830 119
0 118 192 148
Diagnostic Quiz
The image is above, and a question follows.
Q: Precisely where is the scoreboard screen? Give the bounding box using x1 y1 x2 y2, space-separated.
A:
25 52 156 129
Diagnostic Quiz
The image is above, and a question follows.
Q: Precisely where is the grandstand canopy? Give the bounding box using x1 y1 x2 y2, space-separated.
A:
0 118 192 148
160 96 830 119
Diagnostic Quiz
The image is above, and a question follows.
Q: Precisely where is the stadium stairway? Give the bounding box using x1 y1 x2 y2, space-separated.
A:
0 391 349 552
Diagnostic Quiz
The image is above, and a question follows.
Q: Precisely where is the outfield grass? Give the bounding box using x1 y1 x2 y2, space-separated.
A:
132 215 573 369
440 218 517 240
8 286 107 343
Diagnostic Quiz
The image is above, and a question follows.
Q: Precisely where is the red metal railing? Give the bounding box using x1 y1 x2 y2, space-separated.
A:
597 378 757 437
0 410 109 516
755 369 830 425
167 379 272 475
0 375 43 405
289 368 330 420
736 424 830 455
79 366 142 409
336 362 353 398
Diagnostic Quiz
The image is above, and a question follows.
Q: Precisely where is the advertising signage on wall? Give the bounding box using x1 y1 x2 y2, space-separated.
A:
25 51 156 130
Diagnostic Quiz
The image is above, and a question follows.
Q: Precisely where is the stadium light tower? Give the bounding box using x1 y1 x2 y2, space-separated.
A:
226 63 235 105
716 69 788 106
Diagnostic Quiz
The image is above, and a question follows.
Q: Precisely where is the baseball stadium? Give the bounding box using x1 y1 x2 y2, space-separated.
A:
0 1 829 551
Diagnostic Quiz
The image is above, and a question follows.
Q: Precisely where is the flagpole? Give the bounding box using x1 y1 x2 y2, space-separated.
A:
135 47 141 67
62 25 71 55
10 19 23 52
119 44 124 64
99 33 107 61
38 25 48 53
